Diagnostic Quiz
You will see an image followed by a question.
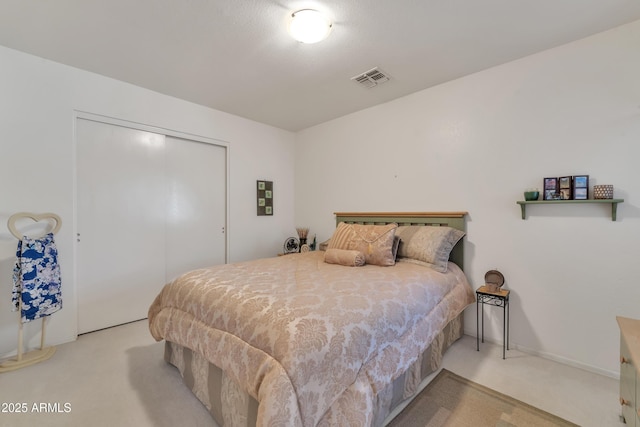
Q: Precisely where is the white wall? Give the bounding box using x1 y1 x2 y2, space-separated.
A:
295 20 640 376
0 45 295 357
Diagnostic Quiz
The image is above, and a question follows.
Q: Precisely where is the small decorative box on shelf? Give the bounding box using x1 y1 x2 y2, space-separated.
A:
516 199 624 221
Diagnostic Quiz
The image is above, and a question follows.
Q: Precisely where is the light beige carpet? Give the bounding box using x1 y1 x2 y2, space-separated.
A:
388 369 579 427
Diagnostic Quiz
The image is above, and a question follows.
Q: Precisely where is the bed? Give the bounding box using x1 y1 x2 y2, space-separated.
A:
148 212 475 426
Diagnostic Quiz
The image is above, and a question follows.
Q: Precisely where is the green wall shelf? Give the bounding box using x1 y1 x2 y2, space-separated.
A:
517 199 624 221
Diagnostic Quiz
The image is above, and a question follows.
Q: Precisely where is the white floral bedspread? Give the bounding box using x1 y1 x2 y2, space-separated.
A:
148 251 475 426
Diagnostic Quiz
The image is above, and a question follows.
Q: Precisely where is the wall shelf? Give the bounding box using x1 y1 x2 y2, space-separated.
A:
516 199 624 221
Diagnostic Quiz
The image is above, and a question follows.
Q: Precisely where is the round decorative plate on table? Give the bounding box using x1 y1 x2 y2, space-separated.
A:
284 237 299 254
484 270 505 292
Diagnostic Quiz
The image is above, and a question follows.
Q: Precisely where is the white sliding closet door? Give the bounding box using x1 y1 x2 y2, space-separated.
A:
76 119 227 334
76 119 166 333
165 136 226 281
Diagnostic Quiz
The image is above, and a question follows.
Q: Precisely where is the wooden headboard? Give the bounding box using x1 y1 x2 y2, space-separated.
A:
334 212 468 269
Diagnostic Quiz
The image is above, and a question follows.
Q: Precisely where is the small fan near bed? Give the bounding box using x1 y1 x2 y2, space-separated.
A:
283 237 299 254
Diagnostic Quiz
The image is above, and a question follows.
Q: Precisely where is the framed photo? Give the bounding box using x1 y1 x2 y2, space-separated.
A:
559 176 572 199
257 180 273 215
573 175 589 200
574 188 588 199
543 177 559 200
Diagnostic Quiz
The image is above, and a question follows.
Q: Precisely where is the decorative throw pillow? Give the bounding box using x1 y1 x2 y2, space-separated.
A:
327 222 353 250
328 222 398 266
324 248 365 267
395 226 465 273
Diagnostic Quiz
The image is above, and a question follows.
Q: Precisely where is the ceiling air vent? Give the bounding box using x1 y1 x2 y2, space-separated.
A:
351 67 390 88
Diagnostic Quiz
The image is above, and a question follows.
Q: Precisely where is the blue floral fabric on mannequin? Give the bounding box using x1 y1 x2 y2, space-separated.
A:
12 233 62 323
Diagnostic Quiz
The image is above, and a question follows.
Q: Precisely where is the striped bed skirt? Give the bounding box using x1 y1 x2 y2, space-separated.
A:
165 312 465 426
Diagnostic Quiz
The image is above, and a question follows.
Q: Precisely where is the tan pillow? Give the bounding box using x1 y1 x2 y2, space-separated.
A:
328 222 398 266
324 248 365 267
395 226 465 273
326 222 352 250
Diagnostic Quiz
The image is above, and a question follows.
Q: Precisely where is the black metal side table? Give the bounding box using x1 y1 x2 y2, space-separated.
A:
476 286 510 359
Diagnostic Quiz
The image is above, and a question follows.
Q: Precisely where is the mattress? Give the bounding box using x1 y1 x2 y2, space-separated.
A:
149 251 475 426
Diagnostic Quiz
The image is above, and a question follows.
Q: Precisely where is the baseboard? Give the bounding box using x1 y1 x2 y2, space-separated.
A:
463 329 619 380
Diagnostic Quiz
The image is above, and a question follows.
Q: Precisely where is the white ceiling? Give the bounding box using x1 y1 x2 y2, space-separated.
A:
1 1 640 131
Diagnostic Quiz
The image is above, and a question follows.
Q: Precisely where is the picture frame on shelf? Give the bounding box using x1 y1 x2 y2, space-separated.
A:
559 176 572 200
574 188 588 199
573 175 589 200
543 177 559 200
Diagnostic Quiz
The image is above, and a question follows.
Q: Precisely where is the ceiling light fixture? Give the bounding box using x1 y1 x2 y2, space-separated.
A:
288 9 332 44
